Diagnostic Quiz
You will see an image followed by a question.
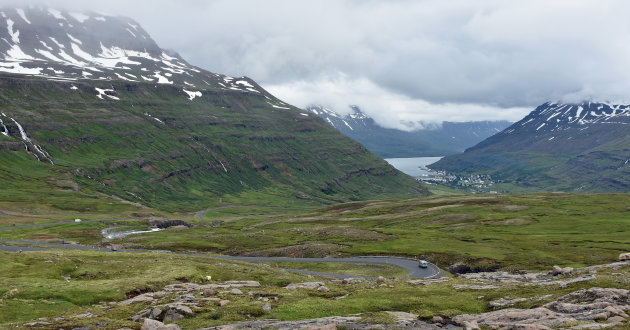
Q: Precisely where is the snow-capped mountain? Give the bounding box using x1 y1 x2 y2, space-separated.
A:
0 7 426 210
306 105 511 157
0 7 267 94
431 102 630 192
467 102 630 154
503 102 630 135
308 106 370 131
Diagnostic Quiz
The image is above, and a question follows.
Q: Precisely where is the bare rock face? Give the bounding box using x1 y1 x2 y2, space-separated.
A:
141 318 181 330
453 307 583 329
317 286 330 292
129 304 194 323
118 293 156 306
203 288 216 296
341 278 363 284
285 282 325 290
459 269 595 287
229 288 243 295
488 297 527 308
453 287 630 329
205 281 260 289
198 312 443 329
551 265 573 276
149 308 163 320
620 253 630 261
162 304 194 322
407 278 450 286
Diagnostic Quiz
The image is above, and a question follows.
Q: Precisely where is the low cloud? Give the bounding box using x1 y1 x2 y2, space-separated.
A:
3 0 630 126
266 74 529 131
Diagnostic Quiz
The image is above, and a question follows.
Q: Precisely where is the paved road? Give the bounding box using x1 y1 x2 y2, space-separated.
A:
0 240 441 279
0 218 140 231
0 219 442 279
212 255 442 279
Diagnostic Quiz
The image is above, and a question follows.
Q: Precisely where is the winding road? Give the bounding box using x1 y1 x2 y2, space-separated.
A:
0 219 442 279
213 255 441 279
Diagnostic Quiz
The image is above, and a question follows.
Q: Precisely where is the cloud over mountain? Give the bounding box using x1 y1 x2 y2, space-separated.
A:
3 0 629 128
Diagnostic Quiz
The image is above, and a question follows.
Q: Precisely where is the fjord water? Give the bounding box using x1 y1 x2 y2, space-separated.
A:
385 157 443 177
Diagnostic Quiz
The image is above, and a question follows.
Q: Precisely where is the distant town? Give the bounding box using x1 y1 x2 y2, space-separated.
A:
416 166 498 193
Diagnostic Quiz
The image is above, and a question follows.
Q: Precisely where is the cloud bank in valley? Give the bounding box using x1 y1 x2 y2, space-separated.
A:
2 0 629 129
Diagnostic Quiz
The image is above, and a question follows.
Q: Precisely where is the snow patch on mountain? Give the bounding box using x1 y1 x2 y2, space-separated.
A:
152 71 172 84
95 87 119 100
307 105 365 130
6 18 19 43
144 112 164 124
15 9 30 24
1 113 53 164
267 101 290 109
0 117 8 136
183 89 202 100
47 8 64 20
517 102 630 134
0 7 214 86
0 6 275 102
0 61 41 74
68 12 89 23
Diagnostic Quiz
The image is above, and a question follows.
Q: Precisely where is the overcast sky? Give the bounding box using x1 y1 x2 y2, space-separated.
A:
3 0 630 129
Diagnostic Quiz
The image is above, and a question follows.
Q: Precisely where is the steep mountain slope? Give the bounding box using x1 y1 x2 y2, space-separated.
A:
307 105 511 157
0 7 427 212
430 102 630 192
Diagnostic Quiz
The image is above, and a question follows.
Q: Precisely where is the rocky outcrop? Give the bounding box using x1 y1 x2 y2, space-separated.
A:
551 265 574 275
457 264 596 287
199 311 443 329
148 219 192 229
488 297 527 308
620 253 630 261
453 287 629 329
116 281 260 307
141 318 181 330
130 304 195 323
407 277 451 286
117 280 263 326
22 261 629 330
284 282 324 290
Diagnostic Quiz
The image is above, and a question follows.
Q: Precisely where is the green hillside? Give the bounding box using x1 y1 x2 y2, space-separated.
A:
430 102 630 193
0 75 427 212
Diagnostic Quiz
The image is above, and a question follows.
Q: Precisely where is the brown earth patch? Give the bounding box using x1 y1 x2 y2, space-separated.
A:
417 195 502 206
498 205 530 211
125 288 151 299
289 226 391 242
426 214 479 225
443 223 479 230
47 177 79 192
34 235 56 239
241 243 349 258
493 217 532 226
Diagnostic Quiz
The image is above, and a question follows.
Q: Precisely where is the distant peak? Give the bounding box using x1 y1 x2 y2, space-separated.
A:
306 104 371 120
507 101 630 134
348 105 369 119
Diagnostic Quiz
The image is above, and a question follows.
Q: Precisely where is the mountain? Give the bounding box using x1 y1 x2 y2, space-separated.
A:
0 7 427 212
306 105 511 158
430 102 630 192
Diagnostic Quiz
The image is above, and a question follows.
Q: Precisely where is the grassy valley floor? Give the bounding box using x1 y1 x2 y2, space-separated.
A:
0 193 629 328
4 193 625 270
